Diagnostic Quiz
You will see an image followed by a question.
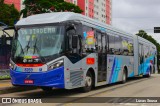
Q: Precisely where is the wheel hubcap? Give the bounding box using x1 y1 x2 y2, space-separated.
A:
123 72 126 81
85 76 92 87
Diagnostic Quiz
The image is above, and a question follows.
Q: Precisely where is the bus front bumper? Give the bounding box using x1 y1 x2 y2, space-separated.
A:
10 66 65 88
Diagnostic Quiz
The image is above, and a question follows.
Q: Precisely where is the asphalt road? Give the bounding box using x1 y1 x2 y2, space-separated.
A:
1 74 160 106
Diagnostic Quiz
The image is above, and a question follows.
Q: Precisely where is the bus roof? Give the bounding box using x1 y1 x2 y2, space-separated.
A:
16 12 133 36
16 12 156 48
138 36 156 48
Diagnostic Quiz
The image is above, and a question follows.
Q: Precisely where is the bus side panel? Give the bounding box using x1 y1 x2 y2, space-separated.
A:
144 55 154 75
138 41 156 75
107 55 134 84
64 54 97 89
134 35 139 76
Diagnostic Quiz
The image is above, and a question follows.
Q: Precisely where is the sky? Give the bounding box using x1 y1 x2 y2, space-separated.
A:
112 0 160 43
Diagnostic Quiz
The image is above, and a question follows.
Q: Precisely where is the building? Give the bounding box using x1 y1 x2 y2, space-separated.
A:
65 0 112 25
4 0 24 11
4 0 112 25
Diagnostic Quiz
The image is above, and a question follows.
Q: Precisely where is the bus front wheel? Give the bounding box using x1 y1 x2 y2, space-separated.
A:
81 71 93 93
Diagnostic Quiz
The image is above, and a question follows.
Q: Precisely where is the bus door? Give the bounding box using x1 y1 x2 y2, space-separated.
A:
139 43 144 75
97 32 107 82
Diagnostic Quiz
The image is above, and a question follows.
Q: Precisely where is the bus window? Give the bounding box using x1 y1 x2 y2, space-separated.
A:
97 32 102 52
144 45 149 58
128 38 134 56
82 26 95 53
114 35 122 55
121 37 134 56
102 34 106 53
108 34 114 54
67 29 81 54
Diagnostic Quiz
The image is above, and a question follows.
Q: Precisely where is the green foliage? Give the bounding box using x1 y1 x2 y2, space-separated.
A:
21 0 83 18
136 30 160 53
0 75 10 80
0 0 19 26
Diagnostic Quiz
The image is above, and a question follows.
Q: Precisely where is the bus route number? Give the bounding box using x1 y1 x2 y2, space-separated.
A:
24 68 33 72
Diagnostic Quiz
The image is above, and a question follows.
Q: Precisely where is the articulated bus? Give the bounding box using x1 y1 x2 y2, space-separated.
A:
10 12 157 92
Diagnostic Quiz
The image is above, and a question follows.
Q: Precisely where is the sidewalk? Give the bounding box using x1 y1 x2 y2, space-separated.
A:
0 69 37 94
0 79 37 94
0 79 12 89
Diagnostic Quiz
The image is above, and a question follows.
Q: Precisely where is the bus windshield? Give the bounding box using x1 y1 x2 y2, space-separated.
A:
12 25 64 62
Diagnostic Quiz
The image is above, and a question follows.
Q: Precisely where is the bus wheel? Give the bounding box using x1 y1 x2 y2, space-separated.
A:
81 71 93 93
41 87 53 92
121 68 127 84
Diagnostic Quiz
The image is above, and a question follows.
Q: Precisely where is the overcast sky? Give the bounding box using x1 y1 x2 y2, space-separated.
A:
112 0 160 43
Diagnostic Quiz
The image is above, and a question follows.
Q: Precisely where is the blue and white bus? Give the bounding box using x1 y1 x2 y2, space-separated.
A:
10 12 157 92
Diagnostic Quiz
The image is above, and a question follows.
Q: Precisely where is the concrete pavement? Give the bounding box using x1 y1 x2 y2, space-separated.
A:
0 80 37 94
0 80 12 88
0 74 160 106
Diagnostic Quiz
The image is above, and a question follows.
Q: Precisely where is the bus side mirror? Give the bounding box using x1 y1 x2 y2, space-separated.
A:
1 34 6 45
72 35 78 49
95 45 98 51
66 24 76 33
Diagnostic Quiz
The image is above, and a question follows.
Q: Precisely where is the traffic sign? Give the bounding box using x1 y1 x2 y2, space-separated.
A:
154 27 160 33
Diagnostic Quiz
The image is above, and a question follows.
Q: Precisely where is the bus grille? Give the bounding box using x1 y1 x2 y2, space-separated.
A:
70 71 83 87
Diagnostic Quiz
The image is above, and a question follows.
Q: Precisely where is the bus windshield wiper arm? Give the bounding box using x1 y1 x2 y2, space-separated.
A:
32 38 46 63
26 40 31 52
33 38 38 54
17 40 25 56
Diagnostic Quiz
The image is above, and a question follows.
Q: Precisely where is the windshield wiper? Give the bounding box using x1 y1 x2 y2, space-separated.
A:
26 39 31 53
32 38 46 63
33 38 38 54
17 40 25 57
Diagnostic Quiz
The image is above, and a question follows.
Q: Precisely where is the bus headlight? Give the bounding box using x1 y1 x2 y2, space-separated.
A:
9 63 14 70
48 59 64 71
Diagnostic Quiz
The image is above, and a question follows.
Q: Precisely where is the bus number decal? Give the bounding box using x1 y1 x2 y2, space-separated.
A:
86 58 95 65
24 68 33 72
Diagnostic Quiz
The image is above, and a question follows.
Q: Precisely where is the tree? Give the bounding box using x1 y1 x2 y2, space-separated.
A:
136 30 160 53
21 0 83 18
0 0 19 26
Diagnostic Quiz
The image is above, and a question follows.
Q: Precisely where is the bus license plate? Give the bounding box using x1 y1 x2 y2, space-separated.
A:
24 79 34 84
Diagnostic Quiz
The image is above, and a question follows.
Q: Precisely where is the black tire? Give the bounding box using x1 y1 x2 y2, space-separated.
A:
81 71 93 93
41 87 53 92
121 68 127 84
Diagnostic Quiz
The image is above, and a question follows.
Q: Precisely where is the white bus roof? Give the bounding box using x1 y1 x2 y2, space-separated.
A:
138 36 156 48
15 12 156 48
16 12 133 36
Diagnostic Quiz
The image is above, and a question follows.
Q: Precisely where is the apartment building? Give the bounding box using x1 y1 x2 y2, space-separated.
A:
65 0 112 25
